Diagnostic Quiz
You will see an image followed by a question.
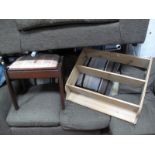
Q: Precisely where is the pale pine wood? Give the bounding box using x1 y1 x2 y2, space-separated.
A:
65 48 152 124
67 92 138 124
77 65 146 87
83 48 150 69
66 67 79 86
67 84 139 110
65 66 79 97
66 84 139 123
135 57 153 122
139 58 153 108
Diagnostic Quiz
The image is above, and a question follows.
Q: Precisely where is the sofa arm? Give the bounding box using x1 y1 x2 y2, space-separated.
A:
119 19 149 44
0 81 21 134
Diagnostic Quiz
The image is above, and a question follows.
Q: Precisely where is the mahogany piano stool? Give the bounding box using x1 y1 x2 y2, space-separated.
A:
4 55 65 110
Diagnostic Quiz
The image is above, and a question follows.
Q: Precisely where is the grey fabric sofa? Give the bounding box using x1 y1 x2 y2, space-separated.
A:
0 83 103 135
0 19 153 135
1 60 155 135
0 19 149 54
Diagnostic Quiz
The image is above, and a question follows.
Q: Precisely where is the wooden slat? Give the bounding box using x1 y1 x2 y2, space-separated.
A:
67 85 140 110
66 67 79 85
65 66 79 97
137 57 153 117
77 65 145 87
83 48 150 69
67 92 138 124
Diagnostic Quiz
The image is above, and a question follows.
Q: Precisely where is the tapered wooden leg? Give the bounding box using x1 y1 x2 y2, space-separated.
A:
58 74 65 109
34 78 37 85
4 70 19 110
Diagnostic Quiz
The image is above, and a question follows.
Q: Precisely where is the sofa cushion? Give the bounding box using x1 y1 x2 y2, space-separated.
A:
119 19 149 44
0 20 21 54
6 84 61 127
109 93 155 135
60 101 110 130
16 19 119 31
119 58 155 94
119 65 145 94
10 126 101 135
20 22 121 51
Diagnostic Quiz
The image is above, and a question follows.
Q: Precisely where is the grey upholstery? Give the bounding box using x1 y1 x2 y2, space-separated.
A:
109 93 155 135
20 22 121 51
60 101 110 130
112 93 141 104
6 84 61 127
119 58 155 94
119 19 149 44
11 126 100 135
0 19 149 54
0 20 21 54
0 85 12 134
0 81 21 134
119 65 145 94
15 19 118 30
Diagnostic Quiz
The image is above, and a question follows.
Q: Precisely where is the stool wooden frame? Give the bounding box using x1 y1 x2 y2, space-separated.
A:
5 56 65 110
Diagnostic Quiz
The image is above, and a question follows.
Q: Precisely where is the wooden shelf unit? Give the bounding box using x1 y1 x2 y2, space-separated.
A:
65 48 153 124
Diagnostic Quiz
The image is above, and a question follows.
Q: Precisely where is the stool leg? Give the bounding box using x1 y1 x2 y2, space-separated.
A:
34 78 37 85
5 70 19 110
58 75 65 109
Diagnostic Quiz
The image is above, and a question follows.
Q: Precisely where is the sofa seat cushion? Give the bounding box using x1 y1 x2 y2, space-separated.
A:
109 93 155 135
119 65 146 94
16 19 119 31
10 126 101 135
60 101 110 130
6 84 61 127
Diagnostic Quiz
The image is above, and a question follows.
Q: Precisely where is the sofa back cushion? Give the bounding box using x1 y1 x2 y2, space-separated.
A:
119 58 155 94
15 19 119 31
118 65 145 94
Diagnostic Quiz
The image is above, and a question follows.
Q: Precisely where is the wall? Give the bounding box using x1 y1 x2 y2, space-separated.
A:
135 19 155 57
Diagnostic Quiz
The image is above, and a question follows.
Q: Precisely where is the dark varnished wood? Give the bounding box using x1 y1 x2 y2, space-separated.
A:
7 69 60 79
5 56 65 110
4 70 19 110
